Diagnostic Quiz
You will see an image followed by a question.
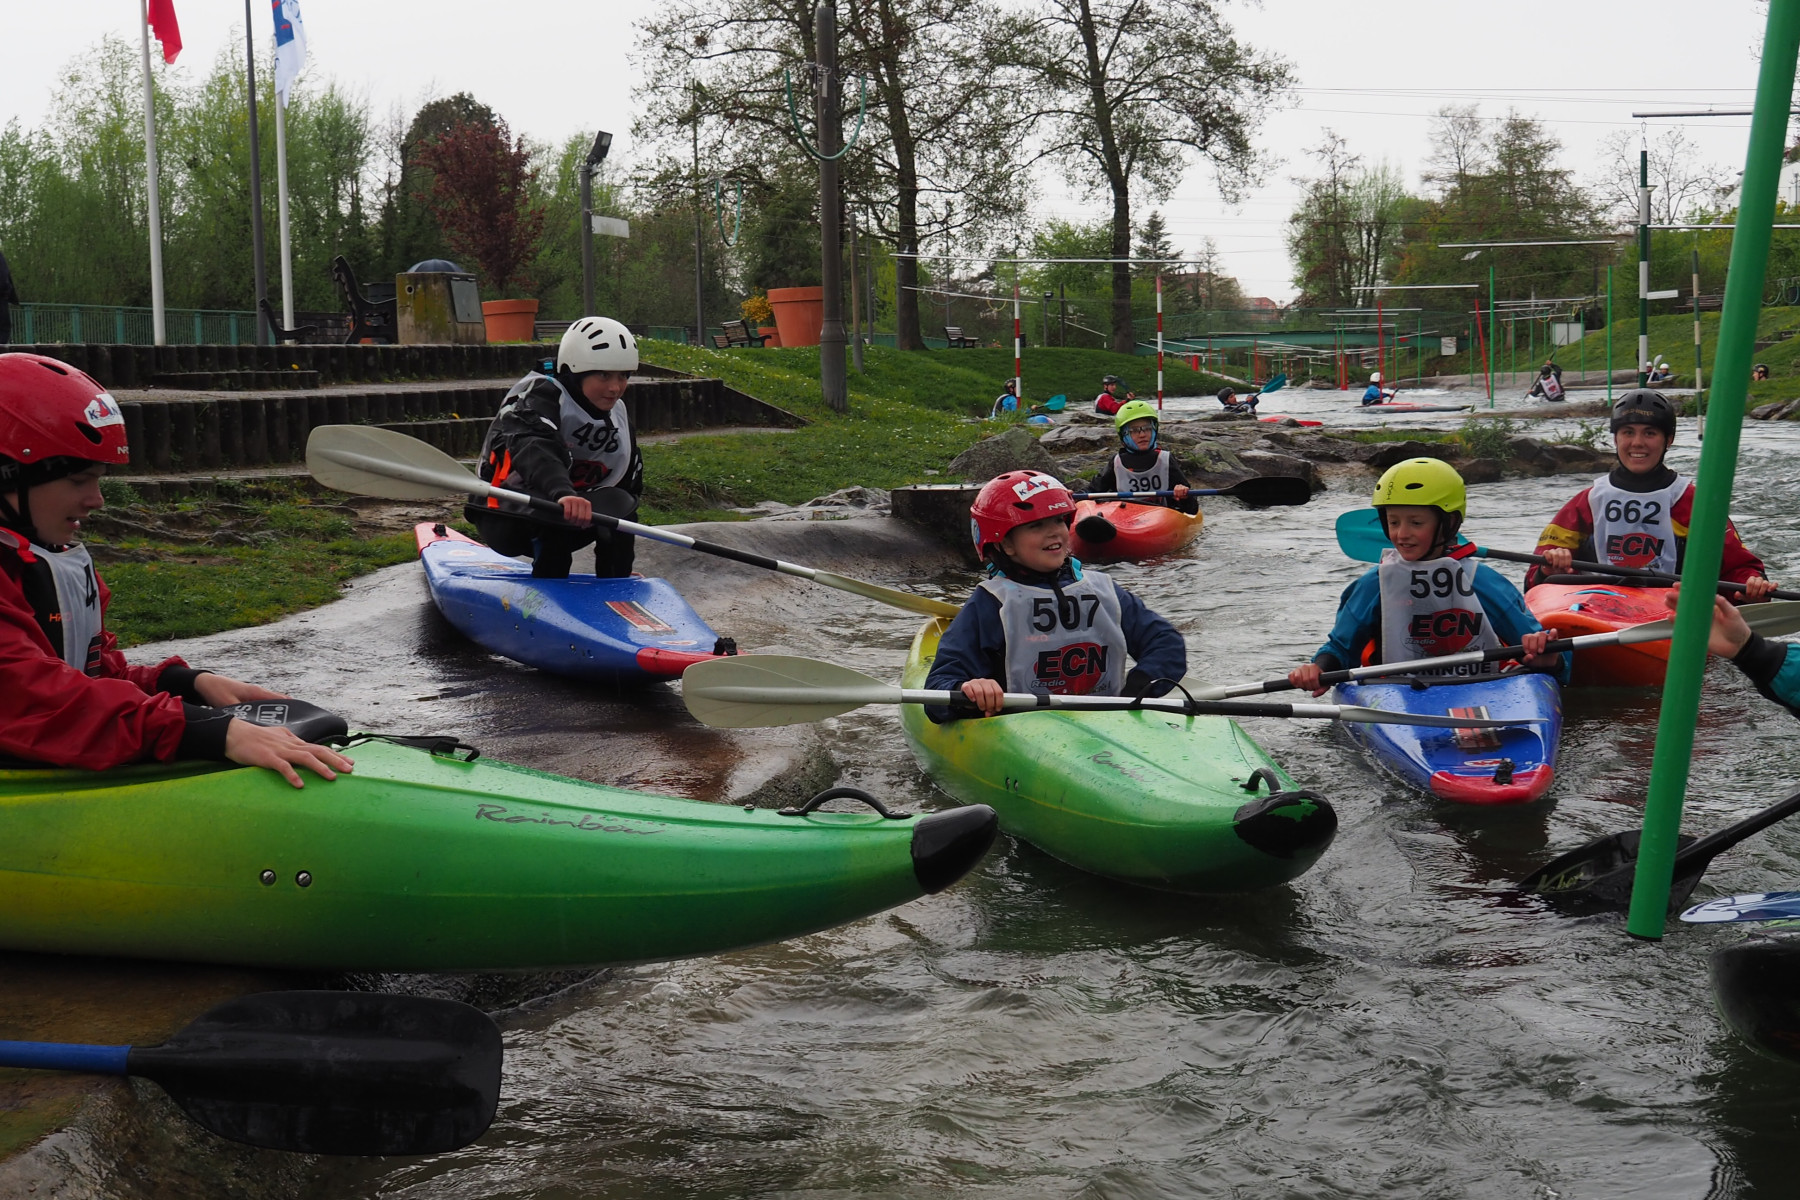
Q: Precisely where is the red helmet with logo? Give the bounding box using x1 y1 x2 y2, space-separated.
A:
969 470 1074 560
0 353 130 489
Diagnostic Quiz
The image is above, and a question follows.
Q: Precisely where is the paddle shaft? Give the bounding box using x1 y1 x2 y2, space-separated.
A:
1478 545 1798 601
1670 786 1800 877
0 1041 128 1072
1214 631 1619 699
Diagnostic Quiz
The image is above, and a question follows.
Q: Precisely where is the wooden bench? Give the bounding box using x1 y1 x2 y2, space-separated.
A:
943 325 978 349
709 319 768 349
258 297 318 345
330 255 398 345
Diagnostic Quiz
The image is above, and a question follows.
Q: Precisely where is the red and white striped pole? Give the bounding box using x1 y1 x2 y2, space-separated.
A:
1155 274 1165 411
1012 283 1022 401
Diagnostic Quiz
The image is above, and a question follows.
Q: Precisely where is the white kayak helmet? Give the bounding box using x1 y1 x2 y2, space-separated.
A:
1370 371 1382 383
558 316 638 374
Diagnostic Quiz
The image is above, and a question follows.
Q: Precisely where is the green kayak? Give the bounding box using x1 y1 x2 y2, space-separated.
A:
900 619 1336 893
0 737 996 972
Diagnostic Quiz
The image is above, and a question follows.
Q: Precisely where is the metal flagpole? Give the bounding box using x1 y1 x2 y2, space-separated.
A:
274 92 295 333
138 0 167 346
244 0 270 345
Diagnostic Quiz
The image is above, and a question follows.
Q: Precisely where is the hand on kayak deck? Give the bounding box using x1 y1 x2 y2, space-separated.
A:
958 678 1006 716
1665 585 1754 658
193 672 290 706
1540 548 1573 574
226 720 354 788
559 495 593 524
1287 663 1328 697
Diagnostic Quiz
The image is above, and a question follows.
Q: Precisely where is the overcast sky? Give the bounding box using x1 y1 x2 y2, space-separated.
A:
4 1 1779 302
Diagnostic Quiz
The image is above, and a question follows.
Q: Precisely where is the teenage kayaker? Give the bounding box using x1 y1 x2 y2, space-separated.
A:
991 380 1020 419
1671 586 1800 718
1525 390 1777 597
1360 372 1393 406
1075 401 1197 512
0 352 353 785
469 315 644 579
1094 375 1134 416
925 470 1186 718
1753 363 1771 382
1287 458 1568 695
1526 364 1566 402
1215 386 1258 414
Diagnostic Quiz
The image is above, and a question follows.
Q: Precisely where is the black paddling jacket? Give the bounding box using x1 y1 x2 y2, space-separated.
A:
472 372 644 504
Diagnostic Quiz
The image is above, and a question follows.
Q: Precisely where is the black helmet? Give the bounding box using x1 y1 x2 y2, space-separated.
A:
1539 364 1554 377
1102 374 1123 386
1216 385 1236 401
1609 389 1677 437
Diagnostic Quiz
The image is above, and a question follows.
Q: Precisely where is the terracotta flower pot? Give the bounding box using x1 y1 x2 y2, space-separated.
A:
758 326 781 348
766 286 824 348
482 298 539 343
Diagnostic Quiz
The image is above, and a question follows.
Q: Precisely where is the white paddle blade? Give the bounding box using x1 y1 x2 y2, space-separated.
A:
682 655 901 728
306 425 482 501
810 570 962 619
1745 600 1800 637
1326 705 1545 729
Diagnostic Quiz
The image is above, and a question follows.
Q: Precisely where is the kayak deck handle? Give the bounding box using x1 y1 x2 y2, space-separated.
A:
779 786 912 820
1241 767 1284 794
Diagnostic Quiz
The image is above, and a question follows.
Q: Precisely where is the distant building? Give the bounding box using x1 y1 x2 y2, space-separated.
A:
1244 296 1280 313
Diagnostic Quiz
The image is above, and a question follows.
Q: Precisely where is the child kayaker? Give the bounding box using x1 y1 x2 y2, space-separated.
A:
1215 386 1258 414
469 315 644 579
0 352 353 785
1671 585 1800 719
1287 458 1567 695
1074 401 1197 512
1526 364 1565 402
1094 374 1134 416
926 471 1187 718
990 380 1020 419
1360 371 1395 406
1525 390 1777 597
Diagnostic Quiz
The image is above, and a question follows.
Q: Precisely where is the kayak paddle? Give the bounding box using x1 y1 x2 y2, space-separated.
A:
1193 601 1800 701
0 990 502 1155
306 425 959 619
1335 508 1800 601
1254 373 1288 396
1682 890 1800 924
1073 475 1312 507
1032 394 1068 413
679 654 1547 730
1518 786 1800 914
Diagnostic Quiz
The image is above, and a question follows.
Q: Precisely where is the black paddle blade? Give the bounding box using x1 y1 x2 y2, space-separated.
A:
127 991 502 1156
1517 828 1700 913
1074 514 1117 543
1223 475 1313 507
1711 938 1800 1064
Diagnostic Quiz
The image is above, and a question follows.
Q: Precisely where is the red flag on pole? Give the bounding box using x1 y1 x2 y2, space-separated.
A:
147 0 182 63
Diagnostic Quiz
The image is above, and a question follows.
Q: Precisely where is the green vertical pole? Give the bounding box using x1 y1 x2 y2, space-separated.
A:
1625 0 1800 940
1606 266 1614 407
1639 148 1652 387
1487 264 1496 406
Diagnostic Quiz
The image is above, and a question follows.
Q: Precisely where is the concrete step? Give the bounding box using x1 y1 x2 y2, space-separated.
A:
6 340 558 390
151 369 323 390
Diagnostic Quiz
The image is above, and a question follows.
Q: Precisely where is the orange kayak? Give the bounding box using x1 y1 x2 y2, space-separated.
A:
1526 582 1670 687
1069 500 1204 562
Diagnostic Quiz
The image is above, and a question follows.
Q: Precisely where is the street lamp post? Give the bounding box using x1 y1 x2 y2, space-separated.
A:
579 130 612 318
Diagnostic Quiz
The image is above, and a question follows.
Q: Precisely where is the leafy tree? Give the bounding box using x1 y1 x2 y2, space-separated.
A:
411 116 547 296
1133 211 1175 278
995 0 1290 353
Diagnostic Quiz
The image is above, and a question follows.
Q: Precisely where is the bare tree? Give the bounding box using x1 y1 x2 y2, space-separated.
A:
1591 127 1732 226
995 0 1291 353
1421 103 1487 196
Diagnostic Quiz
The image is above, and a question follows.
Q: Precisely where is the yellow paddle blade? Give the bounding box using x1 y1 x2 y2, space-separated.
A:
306 424 481 500
810 570 961 618
682 655 900 728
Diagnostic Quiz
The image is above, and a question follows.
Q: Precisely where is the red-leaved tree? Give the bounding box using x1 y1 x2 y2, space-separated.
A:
411 117 547 296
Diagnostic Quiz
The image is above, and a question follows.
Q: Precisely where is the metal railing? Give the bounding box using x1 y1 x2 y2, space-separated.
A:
4 302 263 345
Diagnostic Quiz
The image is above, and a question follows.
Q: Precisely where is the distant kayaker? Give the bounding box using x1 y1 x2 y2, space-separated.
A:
1645 359 1674 384
925 471 1186 718
1215 386 1258 414
1074 401 1197 512
1753 363 1771 381
1287 458 1567 695
1526 390 1776 597
0 353 353 785
1673 585 1800 719
991 380 1020 419
1526 364 1566 402
1542 358 1563 383
469 316 644 579
1094 375 1134 416
1361 371 1394 406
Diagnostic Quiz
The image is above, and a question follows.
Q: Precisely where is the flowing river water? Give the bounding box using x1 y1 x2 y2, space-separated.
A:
196 389 1800 1198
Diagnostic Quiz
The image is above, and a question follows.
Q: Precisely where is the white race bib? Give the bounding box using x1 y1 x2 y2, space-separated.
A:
1589 473 1686 575
978 571 1128 697
1376 550 1502 676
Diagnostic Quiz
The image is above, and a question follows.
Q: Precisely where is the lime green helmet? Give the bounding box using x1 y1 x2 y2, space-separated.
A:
1371 457 1466 518
1114 400 1160 448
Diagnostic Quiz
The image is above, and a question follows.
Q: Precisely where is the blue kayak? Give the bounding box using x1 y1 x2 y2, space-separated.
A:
1335 672 1563 804
416 523 734 685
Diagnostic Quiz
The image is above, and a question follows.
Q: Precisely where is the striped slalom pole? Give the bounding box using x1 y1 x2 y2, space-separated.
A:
1156 275 1164 411
1012 283 1022 401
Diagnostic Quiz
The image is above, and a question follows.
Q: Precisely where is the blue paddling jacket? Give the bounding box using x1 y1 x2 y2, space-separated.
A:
1311 562 1572 683
1361 384 1387 405
1729 635 1800 719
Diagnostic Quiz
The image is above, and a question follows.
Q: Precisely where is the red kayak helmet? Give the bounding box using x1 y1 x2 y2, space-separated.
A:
0 353 130 490
970 471 1074 560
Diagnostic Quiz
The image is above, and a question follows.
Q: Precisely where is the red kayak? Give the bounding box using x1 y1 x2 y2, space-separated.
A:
1526 582 1669 687
1359 402 1472 414
1258 415 1324 427
1069 500 1204 562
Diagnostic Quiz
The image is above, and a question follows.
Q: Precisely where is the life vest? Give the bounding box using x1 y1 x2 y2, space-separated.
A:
991 393 1018 418
1111 450 1170 494
1541 373 1564 401
977 570 1127 697
1376 548 1503 676
1589 473 1686 575
1 529 104 674
482 375 633 509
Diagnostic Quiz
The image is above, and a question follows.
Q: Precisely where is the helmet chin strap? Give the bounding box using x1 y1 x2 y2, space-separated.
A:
1432 511 1463 559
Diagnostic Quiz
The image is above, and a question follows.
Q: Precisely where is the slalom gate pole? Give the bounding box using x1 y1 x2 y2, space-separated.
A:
1156 275 1164 411
1012 282 1021 401
1626 0 1800 940
1694 246 1706 438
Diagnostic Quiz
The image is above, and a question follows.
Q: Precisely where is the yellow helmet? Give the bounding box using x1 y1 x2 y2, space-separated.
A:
1371 457 1466 518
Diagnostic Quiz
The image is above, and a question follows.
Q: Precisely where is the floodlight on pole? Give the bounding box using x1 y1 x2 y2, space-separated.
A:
580 130 613 316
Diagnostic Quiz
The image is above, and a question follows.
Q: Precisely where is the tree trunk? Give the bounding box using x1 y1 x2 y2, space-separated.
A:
890 101 925 350
1072 0 1132 354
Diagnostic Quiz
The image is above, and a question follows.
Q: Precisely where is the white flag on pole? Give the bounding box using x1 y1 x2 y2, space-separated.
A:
271 0 308 102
